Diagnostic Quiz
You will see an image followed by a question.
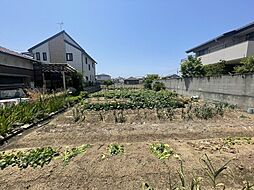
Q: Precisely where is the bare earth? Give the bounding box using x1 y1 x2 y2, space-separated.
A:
0 109 254 190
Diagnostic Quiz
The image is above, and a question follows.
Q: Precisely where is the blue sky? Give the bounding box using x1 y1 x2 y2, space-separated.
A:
1 0 254 77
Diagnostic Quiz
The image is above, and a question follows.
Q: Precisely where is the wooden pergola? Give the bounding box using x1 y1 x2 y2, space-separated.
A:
41 63 77 92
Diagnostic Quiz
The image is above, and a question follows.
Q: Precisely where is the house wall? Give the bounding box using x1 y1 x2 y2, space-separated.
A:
0 53 34 89
0 52 33 70
198 41 250 65
83 54 96 82
96 75 111 81
64 33 81 48
29 32 96 82
30 42 50 63
65 42 82 73
160 74 254 110
48 33 66 63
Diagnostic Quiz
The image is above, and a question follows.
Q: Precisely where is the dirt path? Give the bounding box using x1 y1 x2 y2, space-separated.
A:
0 109 254 190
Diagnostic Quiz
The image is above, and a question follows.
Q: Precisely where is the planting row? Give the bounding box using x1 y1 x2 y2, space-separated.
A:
1 142 253 189
83 89 189 110
72 102 235 123
0 92 87 137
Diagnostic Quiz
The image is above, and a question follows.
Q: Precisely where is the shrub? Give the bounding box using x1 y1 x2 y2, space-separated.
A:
104 80 114 87
204 60 227 76
152 81 165 91
234 56 254 74
144 74 159 89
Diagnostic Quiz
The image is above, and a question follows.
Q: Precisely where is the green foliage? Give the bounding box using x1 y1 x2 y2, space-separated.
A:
86 89 184 111
204 60 227 77
58 144 91 165
152 81 166 91
108 144 124 156
150 143 174 160
104 80 114 87
0 147 58 170
234 56 254 74
0 94 76 137
200 154 231 189
69 72 85 92
192 103 228 120
180 56 205 78
144 74 160 89
224 136 253 146
72 106 85 123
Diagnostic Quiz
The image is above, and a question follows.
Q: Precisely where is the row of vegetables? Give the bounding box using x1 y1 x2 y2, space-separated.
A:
0 142 174 170
84 89 188 111
0 93 87 137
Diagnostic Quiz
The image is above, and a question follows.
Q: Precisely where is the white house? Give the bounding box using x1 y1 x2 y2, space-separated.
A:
96 74 111 82
186 21 254 65
28 30 96 82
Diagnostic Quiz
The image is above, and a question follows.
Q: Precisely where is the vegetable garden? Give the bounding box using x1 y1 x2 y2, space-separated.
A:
0 89 253 190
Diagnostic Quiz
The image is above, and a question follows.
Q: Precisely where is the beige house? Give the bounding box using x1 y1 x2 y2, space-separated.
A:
186 22 254 65
28 30 96 82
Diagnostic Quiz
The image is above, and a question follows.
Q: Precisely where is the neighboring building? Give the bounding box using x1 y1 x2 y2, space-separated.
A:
124 77 140 85
96 74 111 83
186 22 254 65
162 74 180 79
28 30 97 82
114 77 125 84
0 46 37 90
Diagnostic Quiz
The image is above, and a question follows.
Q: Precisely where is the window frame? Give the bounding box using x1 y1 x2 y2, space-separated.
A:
42 52 47 61
66 53 73 61
36 52 40 60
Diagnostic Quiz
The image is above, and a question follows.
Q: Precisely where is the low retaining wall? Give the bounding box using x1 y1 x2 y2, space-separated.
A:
161 74 254 110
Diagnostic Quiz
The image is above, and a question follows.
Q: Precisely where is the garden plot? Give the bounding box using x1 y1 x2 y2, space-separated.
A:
0 89 254 190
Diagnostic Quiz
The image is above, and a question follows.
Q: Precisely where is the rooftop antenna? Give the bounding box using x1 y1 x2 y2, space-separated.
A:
57 22 64 31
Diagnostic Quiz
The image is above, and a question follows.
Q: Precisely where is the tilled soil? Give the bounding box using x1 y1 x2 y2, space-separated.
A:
0 109 254 190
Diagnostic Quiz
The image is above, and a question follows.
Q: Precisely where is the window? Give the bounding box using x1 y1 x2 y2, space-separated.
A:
86 76 89 81
88 64 91 71
92 63 94 68
85 57 88 64
36 52 40 60
66 53 73 61
42 52 47 61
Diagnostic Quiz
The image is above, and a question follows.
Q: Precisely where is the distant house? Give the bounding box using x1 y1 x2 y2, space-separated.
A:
28 30 97 82
0 46 37 90
114 77 125 84
96 74 111 83
186 21 254 65
124 77 140 85
162 74 180 79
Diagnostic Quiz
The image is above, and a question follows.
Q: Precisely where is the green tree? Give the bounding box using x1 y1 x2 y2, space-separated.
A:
69 72 84 91
144 74 160 89
104 80 114 87
204 60 227 77
180 55 205 78
234 56 254 74
152 81 165 91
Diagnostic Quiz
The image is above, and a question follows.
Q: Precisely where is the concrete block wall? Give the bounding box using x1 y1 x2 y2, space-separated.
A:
161 74 254 109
